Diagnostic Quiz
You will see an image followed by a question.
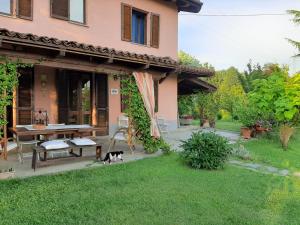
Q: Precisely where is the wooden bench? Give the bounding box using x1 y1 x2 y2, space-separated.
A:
32 144 102 171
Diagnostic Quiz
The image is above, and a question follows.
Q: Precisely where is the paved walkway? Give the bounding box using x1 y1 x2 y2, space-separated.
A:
229 160 290 176
164 126 240 151
165 126 300 178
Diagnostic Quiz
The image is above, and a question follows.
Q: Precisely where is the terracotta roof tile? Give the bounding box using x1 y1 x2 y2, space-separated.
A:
0 28 214 77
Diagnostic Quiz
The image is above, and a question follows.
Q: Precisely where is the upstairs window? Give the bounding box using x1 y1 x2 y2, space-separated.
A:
0 0 12 15
70 0 85 23
122 5 147 45
132 10 147 45
51 0 85 24
121 4 160 48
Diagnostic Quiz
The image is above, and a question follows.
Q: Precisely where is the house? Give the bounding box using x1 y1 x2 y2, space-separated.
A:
0 0 214 136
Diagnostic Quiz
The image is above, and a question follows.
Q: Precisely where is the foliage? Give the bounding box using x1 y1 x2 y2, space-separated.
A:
231 139 252 160
238 62 264 93
287 10 300 51
249 68 300 125
178 95 194 116
178 50 214 69
234 102 259 128
210 67 246 115
120 76 170 154
180 132 232 170
194 92 219 124
0 57 30 138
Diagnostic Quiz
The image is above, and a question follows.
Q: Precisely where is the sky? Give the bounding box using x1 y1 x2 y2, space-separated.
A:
178 0 300 74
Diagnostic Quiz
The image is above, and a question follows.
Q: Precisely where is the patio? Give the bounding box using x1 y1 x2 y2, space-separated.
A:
0 136 161 178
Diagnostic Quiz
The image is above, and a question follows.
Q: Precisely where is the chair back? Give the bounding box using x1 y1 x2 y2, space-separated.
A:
118 115 129 129
32 110 48 125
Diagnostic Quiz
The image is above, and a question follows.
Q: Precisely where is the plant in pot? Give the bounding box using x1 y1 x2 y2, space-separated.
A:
236 105 258 139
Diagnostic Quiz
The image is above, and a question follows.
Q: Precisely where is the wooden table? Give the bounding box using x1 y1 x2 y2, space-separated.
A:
9 125 106 141
9 125 106 165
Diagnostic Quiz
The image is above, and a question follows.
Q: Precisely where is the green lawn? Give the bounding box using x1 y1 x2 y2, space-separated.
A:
216 120 242 133
244 129 300 171
1 155 300 225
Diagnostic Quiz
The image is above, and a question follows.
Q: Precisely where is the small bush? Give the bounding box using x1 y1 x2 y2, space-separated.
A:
231 139 251 160
160 140 172 155
180 132 232 170
217 112 222 120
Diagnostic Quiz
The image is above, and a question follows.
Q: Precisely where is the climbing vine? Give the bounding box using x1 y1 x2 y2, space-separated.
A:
120 76 171 154
0 57 31 138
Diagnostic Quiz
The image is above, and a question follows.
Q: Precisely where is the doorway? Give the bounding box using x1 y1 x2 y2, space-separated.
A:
57 70 108 134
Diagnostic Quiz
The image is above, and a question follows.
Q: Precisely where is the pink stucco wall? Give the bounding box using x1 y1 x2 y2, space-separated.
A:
34 66 58 124
32 67 178 133
0 0 178 59
157 74 178 123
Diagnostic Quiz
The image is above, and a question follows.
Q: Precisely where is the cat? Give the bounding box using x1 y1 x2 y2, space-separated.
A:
102 151 124 164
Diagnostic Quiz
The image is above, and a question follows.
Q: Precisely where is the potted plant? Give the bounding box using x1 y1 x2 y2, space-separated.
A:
236 105 258 139
180 115 194 126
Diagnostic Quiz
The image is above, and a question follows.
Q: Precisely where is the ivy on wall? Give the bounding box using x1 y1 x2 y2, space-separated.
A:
120 75 171 154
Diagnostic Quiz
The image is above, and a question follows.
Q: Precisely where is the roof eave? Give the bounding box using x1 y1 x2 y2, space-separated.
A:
164 0 203 13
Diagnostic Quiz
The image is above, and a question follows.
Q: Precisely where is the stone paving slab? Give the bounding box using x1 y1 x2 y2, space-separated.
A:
229 160 291 177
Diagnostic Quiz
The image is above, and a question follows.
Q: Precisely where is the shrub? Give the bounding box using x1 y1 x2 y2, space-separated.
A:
231 139 251 160
180 132 232 170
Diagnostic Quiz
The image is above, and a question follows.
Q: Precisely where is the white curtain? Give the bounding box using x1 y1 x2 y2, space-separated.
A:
133 72 160 138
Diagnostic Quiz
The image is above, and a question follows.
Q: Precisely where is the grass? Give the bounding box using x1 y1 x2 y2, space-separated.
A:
1 155 300 225
215 120 242 133
191 119 242 133
244 129 300 171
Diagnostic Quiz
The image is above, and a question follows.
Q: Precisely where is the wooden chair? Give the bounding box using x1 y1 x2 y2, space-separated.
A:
14 125 39 163
108 115 136 154
0 137 20 162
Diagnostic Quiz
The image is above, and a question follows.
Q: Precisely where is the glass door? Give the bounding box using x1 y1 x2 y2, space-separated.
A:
58 70 91 125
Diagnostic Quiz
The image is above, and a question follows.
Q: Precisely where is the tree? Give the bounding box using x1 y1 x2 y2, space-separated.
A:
178 51 214 69
210 67 246 116
287 10 300 52
248 67 300 149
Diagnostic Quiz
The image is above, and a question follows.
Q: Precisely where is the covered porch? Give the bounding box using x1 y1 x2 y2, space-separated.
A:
0 136 159 178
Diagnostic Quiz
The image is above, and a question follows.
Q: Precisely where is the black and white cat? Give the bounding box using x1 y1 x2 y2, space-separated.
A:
102 151 124 164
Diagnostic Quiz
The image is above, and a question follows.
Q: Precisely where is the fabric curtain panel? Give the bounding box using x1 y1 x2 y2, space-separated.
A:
133 72 160 138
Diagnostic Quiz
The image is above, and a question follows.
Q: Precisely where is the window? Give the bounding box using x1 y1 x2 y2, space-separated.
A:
121 4 147 45
132 10 147 45
17 0 33 20
51 0 85 24
69 0 85 23
0 0 12 15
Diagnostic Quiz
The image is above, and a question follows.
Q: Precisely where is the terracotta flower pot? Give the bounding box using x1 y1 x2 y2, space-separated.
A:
241 127 252 139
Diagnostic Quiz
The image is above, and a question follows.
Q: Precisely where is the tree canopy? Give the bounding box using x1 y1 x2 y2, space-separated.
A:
287 10 300 52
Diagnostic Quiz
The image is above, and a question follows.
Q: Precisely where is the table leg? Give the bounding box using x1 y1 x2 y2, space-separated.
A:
96 146 102 161
32 148 37 171
44 151 47 161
